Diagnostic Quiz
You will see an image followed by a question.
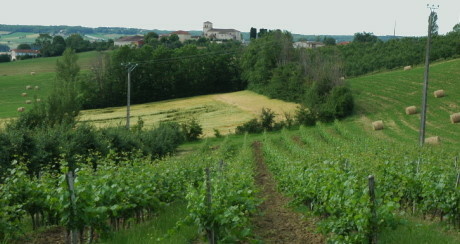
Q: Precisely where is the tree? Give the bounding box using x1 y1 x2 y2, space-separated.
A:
51 36 66 56
56 48 80 82
47 48 81 126
258 28 268 38
144 32 159 46
353 32 378 43
34 33 52 56
453 23 460 33
17 43 31 49
66 34 90 52
250 27 257 39
323 36 336 46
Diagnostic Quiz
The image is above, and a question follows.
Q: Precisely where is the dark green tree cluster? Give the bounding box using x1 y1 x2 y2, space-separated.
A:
79 41 244 109
34 33 113 57
336 25 460 76
241 30 354 123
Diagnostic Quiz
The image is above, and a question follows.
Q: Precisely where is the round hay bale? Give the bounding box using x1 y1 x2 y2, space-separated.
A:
30 71 35 76
36 98 41 103
450 113 460 124
425 136 440 145
405 106 417 115
21 93 27 97
372 120 384 130
26 85 32 90
404 65 412 71
25 100 32 104
34 86 39 90
17 107 25 112
434 89 445 98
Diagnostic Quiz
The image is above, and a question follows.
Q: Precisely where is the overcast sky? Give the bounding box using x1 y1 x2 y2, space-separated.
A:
2 0 459 36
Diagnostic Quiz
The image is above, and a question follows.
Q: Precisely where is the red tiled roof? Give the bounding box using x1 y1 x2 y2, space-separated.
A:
116 36 144 42
338 41 351 45
171 30 191 35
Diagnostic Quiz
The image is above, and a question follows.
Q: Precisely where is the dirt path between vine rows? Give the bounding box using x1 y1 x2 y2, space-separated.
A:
252 141 324 243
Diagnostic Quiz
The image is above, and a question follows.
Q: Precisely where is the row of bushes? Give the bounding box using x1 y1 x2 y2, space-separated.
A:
0 119 203 179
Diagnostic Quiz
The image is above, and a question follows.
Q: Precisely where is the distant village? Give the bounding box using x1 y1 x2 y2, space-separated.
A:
0 21 341 61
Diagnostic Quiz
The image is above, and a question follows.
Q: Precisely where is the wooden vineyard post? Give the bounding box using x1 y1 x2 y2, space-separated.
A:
66 171 78 244
205 168 215 244
368 175 377 244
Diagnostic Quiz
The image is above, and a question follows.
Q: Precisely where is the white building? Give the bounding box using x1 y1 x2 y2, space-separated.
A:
293 41 325 49
114 36 144 47
203 21 241 41
160 30 192 43
10 49 40 61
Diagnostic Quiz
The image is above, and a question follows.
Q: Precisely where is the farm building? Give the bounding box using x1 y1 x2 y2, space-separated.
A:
160 30 192 43
293 41 325 49
203 21 242 41
114 36 144 47
10 49 40 61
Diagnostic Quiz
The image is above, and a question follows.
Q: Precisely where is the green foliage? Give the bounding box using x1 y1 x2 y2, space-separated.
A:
250 27 257 39
184 138 258 242
261 124 459 243
323 36 336 46
0 54 10 63
236 108 280 134
16 43 31 49
353 32 378 43
141 122 184 157
235 119 262 134
181 118 203 141
81 42 243 109
295 106 316 126
213 129 222 138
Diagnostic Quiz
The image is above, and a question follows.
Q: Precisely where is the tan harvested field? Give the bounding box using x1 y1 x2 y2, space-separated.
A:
79 90 299 137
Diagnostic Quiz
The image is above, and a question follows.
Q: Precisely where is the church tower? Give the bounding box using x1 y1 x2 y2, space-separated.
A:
203 21 213 36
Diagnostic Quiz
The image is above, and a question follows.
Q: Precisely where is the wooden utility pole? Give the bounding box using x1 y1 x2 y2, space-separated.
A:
419 4 439 146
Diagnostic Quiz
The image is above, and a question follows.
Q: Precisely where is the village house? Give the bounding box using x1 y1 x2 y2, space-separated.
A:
114 36 144 47
10 49 40 61
203 21 241 41
293 41 325 49
160 30 192 43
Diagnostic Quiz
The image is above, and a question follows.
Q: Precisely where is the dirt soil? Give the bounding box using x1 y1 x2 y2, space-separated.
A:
252 141 324 244
14 226 67 244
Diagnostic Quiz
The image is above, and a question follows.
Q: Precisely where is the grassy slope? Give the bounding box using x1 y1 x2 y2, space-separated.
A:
350 59 460 146
0 51 100 119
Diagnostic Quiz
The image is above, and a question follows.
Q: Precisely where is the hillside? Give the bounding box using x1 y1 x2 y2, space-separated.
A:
349 59 460 146
0 51 102 119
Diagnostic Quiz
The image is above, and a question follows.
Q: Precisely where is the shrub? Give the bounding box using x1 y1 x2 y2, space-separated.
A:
181 118 203 141
141 122 184 158
295 106 316 126
236 119 262 134
325 86 354 118
101 127 142 153
260 108 276 131
214 128 222 138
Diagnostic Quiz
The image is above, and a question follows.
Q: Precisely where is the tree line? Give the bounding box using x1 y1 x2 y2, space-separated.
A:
79 37 245 109
335 25 460 77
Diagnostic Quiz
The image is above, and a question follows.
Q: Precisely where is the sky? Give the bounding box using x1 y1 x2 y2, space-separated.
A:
1 0 460 36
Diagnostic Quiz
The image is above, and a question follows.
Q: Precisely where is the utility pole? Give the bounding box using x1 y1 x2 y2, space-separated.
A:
419 4 439 146
122 62 138 129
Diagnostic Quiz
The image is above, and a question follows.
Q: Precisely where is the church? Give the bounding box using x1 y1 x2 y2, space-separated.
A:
202 21 242 41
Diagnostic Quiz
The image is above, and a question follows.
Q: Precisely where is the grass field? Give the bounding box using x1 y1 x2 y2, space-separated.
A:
0 51 102 76
79 90 299 136
350 59 460 146
0 32 39 49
